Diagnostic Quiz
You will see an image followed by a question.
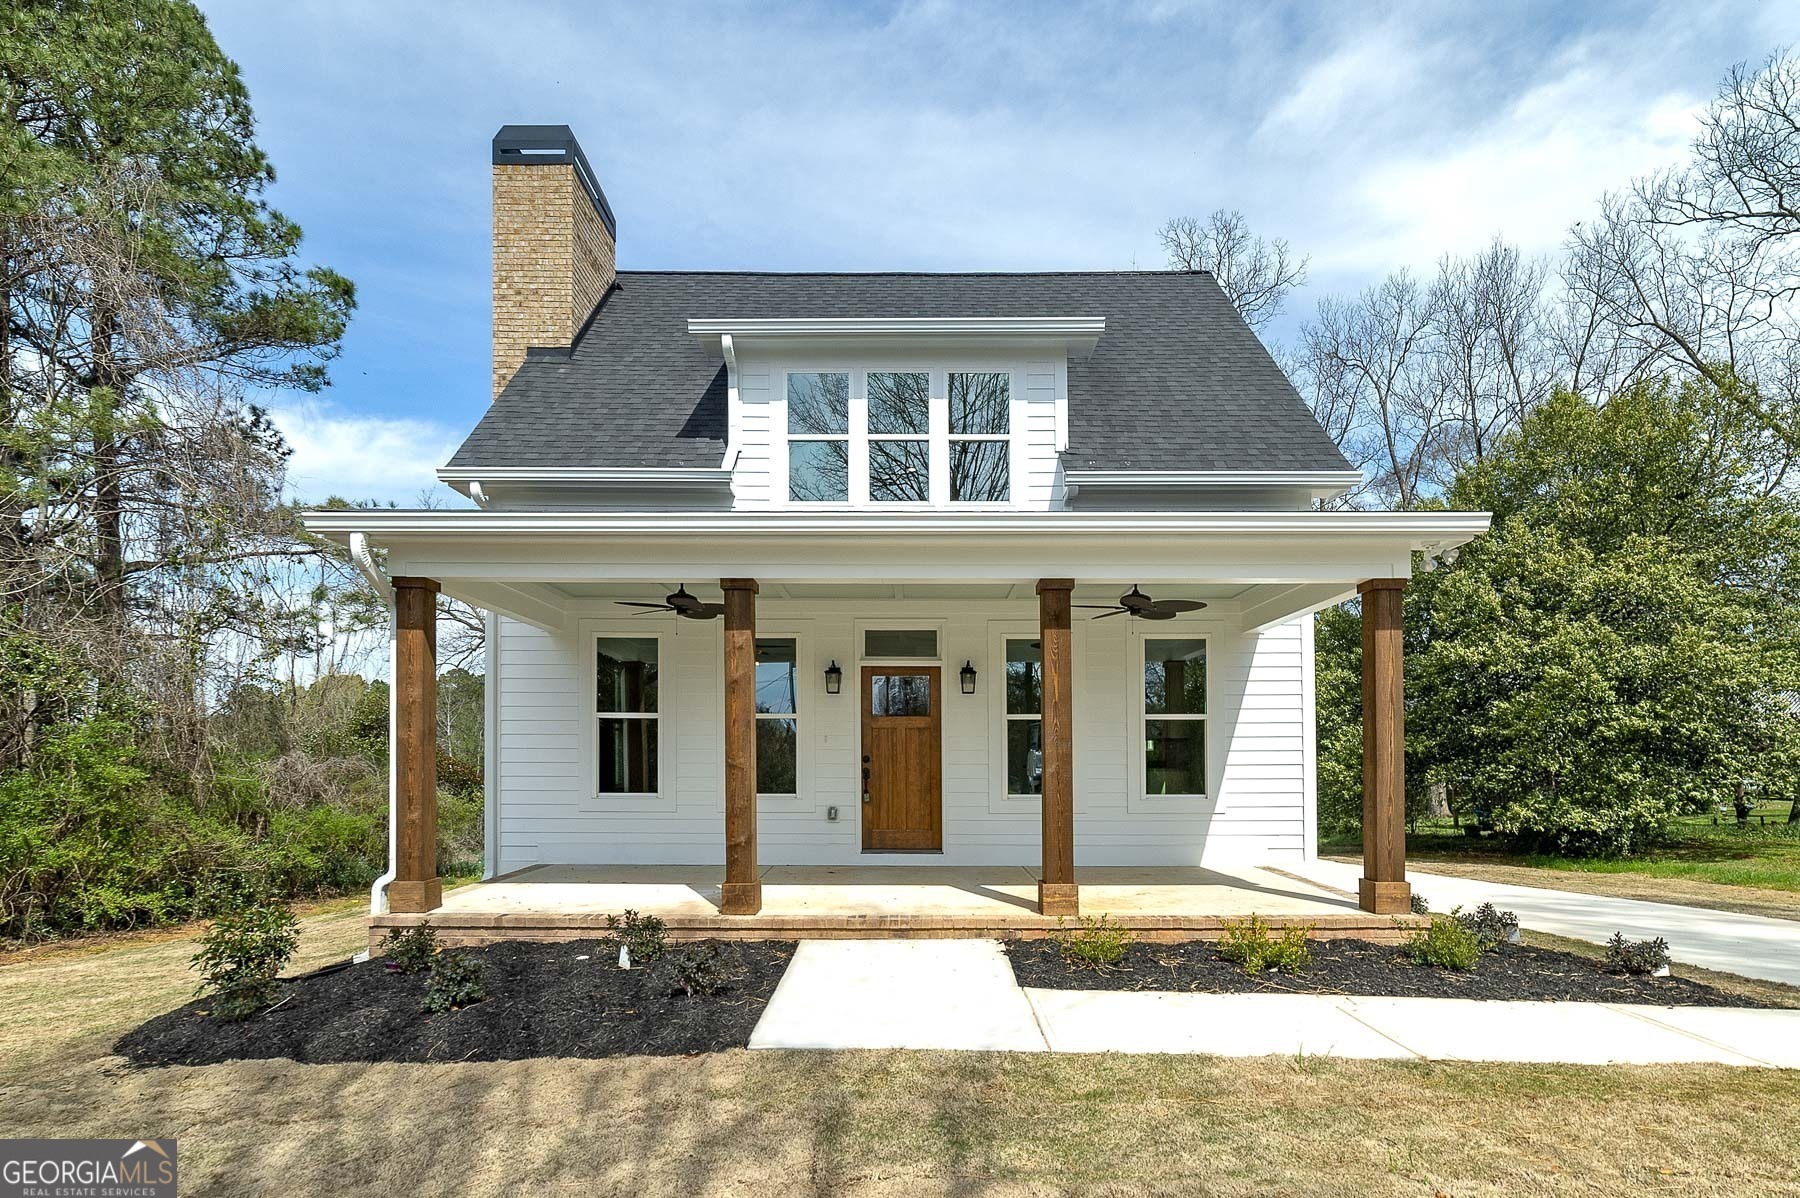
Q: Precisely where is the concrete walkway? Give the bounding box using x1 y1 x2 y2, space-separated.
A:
749 939 1048 1052
749 939 1800 1066
1285 858 1800 988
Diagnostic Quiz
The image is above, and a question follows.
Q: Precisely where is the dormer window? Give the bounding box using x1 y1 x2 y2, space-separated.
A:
948 372 1009 502
784 368 1014 505
786 372 850 502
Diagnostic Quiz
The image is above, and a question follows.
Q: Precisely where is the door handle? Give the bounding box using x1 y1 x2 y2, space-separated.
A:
862 764 871 802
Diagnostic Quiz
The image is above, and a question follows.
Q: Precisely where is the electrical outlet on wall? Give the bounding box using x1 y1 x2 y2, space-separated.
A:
826 806 839 821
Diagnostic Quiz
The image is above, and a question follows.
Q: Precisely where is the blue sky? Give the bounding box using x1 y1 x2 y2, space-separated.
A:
195 0 1800 505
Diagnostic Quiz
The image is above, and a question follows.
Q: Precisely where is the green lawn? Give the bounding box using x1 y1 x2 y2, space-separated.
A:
1324 807 1799 922
1330 808 1800 893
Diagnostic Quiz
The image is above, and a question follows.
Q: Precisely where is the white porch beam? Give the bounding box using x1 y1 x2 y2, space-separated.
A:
441 580 571 633
305 511 1489 593
387 539 1415 587
1238 583 1360 634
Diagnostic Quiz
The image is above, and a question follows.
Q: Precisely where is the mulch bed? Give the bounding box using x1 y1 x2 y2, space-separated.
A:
1006 938 1772 1007
116 939 796 1066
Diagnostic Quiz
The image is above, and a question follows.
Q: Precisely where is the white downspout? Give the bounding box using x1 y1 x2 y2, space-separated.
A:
718 333 742 470
350 533 398 916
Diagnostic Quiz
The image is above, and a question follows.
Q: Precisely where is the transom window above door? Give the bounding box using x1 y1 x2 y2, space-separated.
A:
785 369 1013 505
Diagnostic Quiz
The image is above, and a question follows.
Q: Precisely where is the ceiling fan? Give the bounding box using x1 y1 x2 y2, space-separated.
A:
1075 585 1208 621
615 584 726 620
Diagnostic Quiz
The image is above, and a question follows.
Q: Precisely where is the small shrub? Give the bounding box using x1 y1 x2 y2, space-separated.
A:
1049 914 1132 969
423 949 486 1013
1455 903 1519 951
1405 915 1483 970
381 921 438 973
1409 893 1431 915
1216 914 1314 975
674 944 725 997
191 887 300 1021
1605 933 1672 976
606 909 668 963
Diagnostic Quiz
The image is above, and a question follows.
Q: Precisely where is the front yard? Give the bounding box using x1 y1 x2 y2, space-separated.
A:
3 909 1800 1195
1328 814 1800 922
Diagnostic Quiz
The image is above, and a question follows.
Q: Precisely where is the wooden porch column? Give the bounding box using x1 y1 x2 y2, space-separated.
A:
389 577 442 913
1358 578 1411 914
1037 578 1078 916
720 578 762 915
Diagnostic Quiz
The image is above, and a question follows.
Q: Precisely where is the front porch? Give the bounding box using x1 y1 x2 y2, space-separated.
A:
369 864 1425 949
306 508 1491 937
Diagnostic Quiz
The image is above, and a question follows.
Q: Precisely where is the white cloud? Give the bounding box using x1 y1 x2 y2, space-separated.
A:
269 399 463 506
1330 63 1703 275
1259 25 1427 138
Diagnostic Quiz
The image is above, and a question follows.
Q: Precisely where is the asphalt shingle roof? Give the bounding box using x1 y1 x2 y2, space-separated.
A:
447 271 1350 473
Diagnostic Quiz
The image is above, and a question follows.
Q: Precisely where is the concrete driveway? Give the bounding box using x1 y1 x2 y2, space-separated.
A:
1286 858 1800 988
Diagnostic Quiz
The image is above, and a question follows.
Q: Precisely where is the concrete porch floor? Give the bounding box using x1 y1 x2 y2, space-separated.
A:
373 864 1424 948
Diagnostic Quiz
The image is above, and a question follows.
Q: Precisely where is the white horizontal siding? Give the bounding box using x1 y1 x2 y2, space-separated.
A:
491 602 1314 871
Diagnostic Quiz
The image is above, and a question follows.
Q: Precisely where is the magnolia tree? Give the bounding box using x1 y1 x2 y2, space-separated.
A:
1409 382 1800 854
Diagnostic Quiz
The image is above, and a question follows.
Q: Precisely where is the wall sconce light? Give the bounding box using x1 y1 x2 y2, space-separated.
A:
960 660 978 695
824 660 843 695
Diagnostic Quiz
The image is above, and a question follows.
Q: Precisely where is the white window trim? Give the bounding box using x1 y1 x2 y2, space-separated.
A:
584 621 670 813
987 620 1043 814
947 370 1014 505
779 365 1022 509
782 369 853 504
1127 625 1211 813
753 624 814 813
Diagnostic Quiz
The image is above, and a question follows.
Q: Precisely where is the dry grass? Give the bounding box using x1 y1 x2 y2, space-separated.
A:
2 911 1799 1196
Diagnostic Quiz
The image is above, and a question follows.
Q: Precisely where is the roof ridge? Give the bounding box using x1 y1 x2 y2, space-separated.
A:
613 268 1213 279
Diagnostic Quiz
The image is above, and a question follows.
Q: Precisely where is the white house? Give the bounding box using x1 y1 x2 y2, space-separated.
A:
303 126 1488 940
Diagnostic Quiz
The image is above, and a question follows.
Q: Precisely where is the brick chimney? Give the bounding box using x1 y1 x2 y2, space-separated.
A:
491 125 617 398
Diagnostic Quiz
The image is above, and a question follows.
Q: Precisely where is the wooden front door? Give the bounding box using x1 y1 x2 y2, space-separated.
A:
861 666 943 850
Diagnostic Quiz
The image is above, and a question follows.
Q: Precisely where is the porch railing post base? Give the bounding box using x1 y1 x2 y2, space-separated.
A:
720 881 763 915
388 878 443 914
1037 882 1079 917
1357 878 1411 915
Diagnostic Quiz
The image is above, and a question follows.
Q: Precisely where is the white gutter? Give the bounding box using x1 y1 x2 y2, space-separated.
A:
349 532 398 916
687 315 1106 357
436 466 733 489
467 481 491 508
1063 469 1365 502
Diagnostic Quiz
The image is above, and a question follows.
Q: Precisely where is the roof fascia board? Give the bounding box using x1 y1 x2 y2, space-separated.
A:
304 508 1491 550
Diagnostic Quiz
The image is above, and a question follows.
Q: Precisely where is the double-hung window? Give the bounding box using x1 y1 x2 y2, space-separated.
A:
1004 637 1043 795
755 637 799 796
867 371 931 501
1143 638 1207 796
597 637 658 794
948 372 1010 502
787 372 850 502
